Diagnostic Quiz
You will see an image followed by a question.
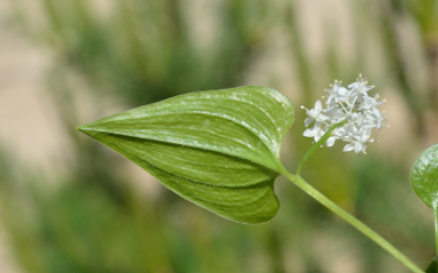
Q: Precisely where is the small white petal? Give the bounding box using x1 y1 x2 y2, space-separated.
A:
304 117 314 127
354 142 364 153
307 108 316 117
338 87 348 96
315 100 322 112
333 127 347 137
317 113 330 121
326 137 336 147
303 128 315 137
343 143 355 152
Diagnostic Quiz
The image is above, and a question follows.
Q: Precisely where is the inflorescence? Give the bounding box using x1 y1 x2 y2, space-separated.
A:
301 74 388 154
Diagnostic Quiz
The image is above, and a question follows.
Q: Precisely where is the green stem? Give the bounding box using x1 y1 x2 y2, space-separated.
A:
434 205 438 257
296 119 349 176
280 169 424 273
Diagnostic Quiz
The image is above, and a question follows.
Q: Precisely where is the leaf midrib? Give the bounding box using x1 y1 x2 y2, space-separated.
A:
117 140 277 192
83 125 282 172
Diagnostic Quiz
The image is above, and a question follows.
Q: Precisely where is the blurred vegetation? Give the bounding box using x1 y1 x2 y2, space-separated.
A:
2 0 438 272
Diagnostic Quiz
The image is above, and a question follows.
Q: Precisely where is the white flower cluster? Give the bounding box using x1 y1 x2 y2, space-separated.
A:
301 74 388 154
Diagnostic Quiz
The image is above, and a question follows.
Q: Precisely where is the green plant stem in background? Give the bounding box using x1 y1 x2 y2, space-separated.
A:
280 169 424 273
296 119 348 176
434 206 438 258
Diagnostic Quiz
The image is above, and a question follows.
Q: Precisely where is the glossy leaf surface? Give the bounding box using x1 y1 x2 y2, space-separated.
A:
77 86 294 223
411 144 438 209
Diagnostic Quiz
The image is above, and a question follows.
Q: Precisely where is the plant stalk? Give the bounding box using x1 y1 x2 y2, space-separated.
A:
280 169 424 273
434 205 438 258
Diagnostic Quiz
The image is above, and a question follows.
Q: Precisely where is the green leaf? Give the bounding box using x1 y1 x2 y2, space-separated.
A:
411 144 438 209
425 258 437 273
77 86 294 224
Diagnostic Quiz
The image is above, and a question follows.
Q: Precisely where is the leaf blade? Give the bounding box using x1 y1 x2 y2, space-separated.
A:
411 143 438 208
78 86 294 223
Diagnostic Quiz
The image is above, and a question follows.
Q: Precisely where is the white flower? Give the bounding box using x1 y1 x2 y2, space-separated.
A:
301 100 329 127
326 82 350 105
302 74 388 154
303 121 326 142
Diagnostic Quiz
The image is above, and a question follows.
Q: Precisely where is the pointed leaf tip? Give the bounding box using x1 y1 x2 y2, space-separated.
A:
76 125 86 133
77 86 294 223
76 124 96 137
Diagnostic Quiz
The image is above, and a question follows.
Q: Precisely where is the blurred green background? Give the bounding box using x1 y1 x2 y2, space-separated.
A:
1 0 438 272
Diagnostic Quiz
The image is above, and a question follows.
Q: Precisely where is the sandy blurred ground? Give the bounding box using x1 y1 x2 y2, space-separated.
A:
0 1 71 174
0 1 52 272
